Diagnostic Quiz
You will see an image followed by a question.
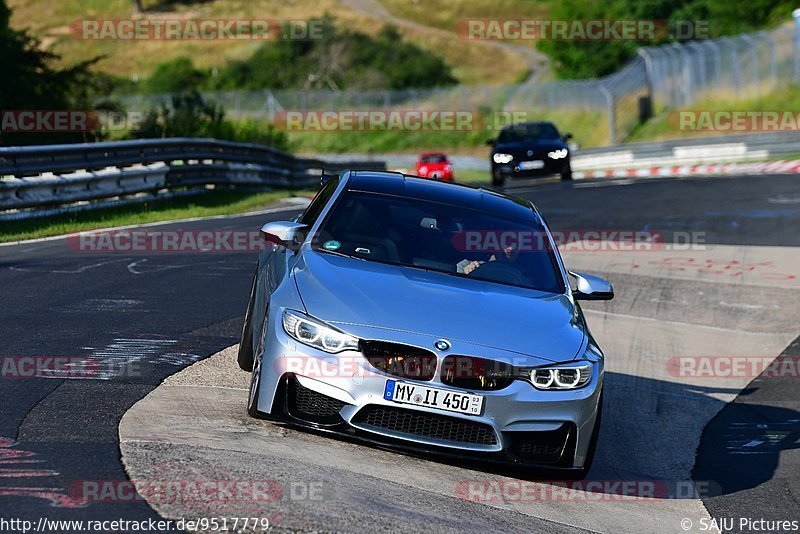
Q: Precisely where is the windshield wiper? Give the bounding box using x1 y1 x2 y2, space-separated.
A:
314 248 362 261
399 262 468 279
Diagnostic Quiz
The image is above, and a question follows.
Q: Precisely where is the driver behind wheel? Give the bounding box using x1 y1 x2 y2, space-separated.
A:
457 245 517 275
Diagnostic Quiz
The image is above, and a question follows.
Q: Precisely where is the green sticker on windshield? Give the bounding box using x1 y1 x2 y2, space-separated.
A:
323 240 341 251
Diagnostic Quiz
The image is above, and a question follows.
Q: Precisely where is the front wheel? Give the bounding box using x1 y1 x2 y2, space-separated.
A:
237 270 258 371
246 351 266 418
247 313 269 419
560 164 573 181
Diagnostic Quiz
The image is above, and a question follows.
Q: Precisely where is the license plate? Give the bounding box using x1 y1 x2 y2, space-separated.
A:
519 160 544 170
383 380 483 415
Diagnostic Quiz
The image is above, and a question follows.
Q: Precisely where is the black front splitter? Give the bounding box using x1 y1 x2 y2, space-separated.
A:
259 411 585 481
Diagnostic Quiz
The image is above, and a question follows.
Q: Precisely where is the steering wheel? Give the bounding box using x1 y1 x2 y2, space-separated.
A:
467 261 530 286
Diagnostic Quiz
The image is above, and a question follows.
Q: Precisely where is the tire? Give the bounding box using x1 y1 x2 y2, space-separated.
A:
246 351 266 418
560 164 573 181
247 309 270 419
492 172 506 188
237 270 258 371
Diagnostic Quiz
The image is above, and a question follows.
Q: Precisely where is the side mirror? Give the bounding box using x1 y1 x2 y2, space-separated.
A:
562 132 573 141
569 271 614 301
260 221 308 249
486 138 496 147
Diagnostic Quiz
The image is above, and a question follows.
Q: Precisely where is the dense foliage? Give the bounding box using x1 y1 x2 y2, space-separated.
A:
538 0 795 79
0 0 100 145
133 92 289 150
0 0 289 148
142 18 457 93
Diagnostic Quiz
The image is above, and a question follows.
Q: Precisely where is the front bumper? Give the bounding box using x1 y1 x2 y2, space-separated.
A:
493 158 569 179
416 167 454 181
253 316 603 470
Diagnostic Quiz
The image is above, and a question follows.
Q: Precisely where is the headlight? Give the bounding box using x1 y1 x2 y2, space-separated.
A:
282 309 359 353
493 153 514 164
547 149 569 159
525 361 593 390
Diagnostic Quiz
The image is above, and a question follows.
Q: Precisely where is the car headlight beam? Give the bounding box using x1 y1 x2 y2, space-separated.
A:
532 368 555 388
282 309 359 353
493 153 514 164
526 362 593 390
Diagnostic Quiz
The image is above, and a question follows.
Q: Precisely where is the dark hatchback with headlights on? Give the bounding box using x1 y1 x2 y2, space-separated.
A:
489 121 573 186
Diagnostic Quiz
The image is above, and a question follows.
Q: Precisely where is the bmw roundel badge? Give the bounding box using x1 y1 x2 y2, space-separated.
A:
434 339 451 352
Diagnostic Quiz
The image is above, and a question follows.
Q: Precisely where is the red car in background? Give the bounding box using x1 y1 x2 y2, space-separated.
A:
415 152 453 181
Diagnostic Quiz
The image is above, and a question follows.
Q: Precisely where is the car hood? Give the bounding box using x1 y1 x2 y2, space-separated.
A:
292 251 585 362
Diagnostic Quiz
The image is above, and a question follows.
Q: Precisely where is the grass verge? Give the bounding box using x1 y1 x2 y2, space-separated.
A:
377 0 550 34
453 169 489 183
626 84 800 143
0 189 312 244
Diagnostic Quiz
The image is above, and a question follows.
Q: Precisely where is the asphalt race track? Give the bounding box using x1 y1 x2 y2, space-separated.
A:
1 174 798 533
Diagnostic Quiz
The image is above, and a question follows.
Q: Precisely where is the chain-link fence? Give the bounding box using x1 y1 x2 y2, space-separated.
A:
114 22 800 147
638 24 796 110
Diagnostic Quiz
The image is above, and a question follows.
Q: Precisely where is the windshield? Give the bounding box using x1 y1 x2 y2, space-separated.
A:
420 154 447 163
312 191 564 293
497 123 560 143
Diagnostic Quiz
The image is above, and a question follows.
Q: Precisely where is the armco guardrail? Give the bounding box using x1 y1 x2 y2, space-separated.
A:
0 138 385 218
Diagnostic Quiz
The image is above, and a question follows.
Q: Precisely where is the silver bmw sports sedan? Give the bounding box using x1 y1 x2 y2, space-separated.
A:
238 170 613 478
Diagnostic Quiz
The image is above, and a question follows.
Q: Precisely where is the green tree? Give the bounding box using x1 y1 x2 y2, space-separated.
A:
133 92 288 150
0 0 100 145
201 17 456 91
537 0 795 79
145 57 208 93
